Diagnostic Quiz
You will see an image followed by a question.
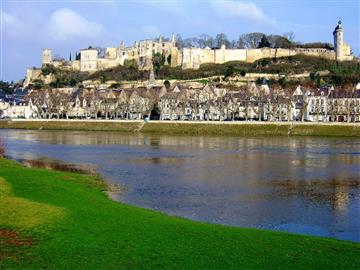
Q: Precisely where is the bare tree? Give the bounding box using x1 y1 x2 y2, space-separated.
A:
214 33 231 48
198 34 214 48
284 32 295 42
237 32 264 49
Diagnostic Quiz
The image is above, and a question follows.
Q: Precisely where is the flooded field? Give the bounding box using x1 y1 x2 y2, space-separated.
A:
1 129 359 242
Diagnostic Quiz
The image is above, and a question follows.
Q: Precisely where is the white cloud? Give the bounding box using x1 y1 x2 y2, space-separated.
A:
45 8 102 41
2 11 17 25
1 11 34 39
211 0 277 25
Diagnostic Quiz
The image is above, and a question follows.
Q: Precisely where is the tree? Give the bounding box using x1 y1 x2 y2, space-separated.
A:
175 34 184 48
198 33 214 48
41 65 56 76
237 32 264 49
53 54 64 61
167 54 172 65
0 81 12 94
257 35 271 48
224 65 234 78
69 78 78 87
214 33 230 48
152 52 166 75
33 79 44 90
267 35 293 48
163 80 171 88
100 75 107 84
284 32 295 42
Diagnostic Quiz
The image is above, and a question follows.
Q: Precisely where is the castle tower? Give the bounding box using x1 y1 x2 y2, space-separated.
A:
333 20 344 61
42 49 52 65
171 33 175 47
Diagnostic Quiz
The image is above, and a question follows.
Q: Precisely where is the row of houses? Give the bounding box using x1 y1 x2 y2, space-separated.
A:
1 83 360 122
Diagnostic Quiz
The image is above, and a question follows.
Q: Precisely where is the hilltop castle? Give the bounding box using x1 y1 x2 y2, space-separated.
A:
25 21 353 86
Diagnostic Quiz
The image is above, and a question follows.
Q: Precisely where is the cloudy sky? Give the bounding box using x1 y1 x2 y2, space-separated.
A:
1 0 359 81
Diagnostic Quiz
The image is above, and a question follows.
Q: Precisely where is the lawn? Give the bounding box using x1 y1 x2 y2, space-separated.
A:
0 158 359 269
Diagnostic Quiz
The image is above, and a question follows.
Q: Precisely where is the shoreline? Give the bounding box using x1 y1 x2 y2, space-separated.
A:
1 119 360 137
1 157 359 269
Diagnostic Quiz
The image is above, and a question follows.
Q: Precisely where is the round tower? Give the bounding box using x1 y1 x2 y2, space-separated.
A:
333 20 344 61
42 49 52 65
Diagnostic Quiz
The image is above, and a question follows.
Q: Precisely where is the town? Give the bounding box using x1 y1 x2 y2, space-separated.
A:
1 80 360 122
1 20 359 122
1 1 360 269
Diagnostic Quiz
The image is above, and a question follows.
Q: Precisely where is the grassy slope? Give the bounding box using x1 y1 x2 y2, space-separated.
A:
1 120 360 137
0 159 359 269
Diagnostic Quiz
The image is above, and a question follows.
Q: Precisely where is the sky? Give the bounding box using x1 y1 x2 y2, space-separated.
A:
1 0 359 82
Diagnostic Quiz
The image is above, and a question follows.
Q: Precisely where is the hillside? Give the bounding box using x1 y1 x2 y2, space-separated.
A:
31 55 360 89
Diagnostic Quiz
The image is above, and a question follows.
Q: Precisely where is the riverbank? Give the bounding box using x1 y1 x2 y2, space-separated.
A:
1 119 360 137
0 158 359 269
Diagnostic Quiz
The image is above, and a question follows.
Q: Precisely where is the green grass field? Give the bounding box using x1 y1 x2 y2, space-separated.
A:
0 158 359 269
1 120 360 137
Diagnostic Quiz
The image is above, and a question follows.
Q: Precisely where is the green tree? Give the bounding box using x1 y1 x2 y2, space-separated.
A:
224 65 234 78
0 81 11 94
100 75 107 84
167 54 172 65
257 35 271 48
152 53 166 75
164 80 171 88
69 78 78 87
33 79 44 90
41 65 56 76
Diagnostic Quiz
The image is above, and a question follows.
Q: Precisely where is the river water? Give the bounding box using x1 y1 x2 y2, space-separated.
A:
1 129 359 242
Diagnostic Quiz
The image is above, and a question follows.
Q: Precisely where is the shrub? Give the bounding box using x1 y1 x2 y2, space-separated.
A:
41 65 57 76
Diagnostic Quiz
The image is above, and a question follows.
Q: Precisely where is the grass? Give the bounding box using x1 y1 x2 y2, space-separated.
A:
0 158 359 269
0 120 141 132
1 120 360 137
143 122 360 137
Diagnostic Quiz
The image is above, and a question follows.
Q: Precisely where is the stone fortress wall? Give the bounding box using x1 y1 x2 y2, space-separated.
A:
25 21 353 86
181 46 337 69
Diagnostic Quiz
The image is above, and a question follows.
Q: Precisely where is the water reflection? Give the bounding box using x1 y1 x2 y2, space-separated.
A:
0 129 359 242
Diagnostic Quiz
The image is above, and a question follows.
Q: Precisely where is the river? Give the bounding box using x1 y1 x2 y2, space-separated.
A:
1 129 359 242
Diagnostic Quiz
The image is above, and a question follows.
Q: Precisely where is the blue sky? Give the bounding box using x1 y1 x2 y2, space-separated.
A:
1 0 359 82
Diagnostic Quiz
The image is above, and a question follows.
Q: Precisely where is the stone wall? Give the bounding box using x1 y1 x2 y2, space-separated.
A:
24 68 42 87
294 48 335 60
214 48 246 64
97 58 121 70
182 47 337 69
105 48 117 59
